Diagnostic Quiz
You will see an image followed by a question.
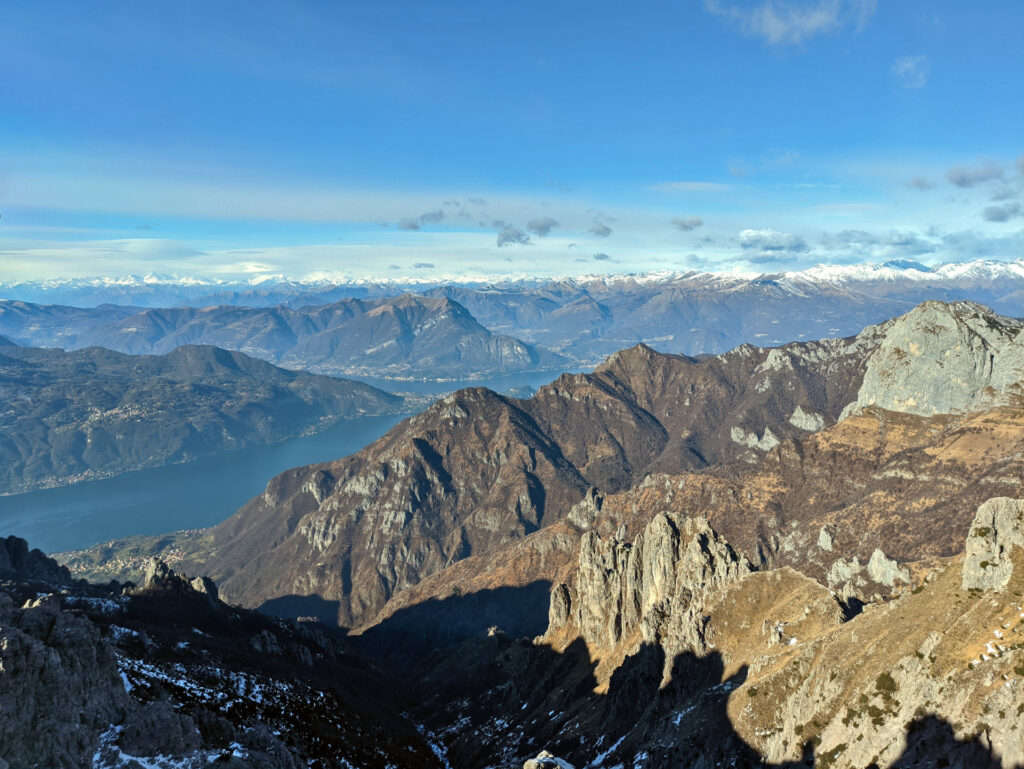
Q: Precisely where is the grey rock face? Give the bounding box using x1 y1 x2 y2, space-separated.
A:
866 548 910 587
825 549 909 598
566 487 603 529
730 425 780 451
0 592 129 768
143 556 174 588
844 300 1024 418
190 575 219 601
548 513 751 666
817 526 834 552
962 496 1024 590
789 405 826 431
118 701 201 756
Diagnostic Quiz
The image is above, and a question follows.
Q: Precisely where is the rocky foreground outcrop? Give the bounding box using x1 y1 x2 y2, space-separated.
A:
0 592 129 768
0 535 73 584
0 540 444 768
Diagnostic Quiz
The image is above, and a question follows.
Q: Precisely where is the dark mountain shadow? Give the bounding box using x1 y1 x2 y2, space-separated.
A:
357 588 1019 769
258 593 342 626
352 580 552 676
892 715 1005 768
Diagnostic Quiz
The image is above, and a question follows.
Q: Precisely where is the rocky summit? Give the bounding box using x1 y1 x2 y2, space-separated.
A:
22 299 1024 767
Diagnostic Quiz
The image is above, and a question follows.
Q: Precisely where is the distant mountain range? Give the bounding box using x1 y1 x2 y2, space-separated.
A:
0 341 406 494
4 259 1024 310
0 294 566 380
2 260 1022 377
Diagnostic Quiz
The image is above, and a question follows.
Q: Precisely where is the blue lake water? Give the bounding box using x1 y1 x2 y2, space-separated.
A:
0 370 567 554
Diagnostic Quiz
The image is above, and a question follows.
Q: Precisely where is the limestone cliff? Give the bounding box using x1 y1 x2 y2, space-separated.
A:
843 300 1024 418
545 513 751 681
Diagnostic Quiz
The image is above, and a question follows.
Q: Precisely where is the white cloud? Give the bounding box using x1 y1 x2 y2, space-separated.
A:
891 55 929 88
704 0 876 46
820 229 937 257
238 262 276 273
738 228 810 253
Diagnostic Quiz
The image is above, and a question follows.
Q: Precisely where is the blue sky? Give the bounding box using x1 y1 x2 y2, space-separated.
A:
1 0 1021 281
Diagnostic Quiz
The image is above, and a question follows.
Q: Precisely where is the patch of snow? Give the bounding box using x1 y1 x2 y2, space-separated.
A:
587 735 626 768
414 722 453 769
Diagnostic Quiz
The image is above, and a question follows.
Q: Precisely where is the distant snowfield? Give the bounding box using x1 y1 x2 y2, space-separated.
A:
3 257 1024 308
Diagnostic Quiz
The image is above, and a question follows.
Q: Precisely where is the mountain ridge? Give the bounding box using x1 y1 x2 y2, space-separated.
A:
0 294 566 381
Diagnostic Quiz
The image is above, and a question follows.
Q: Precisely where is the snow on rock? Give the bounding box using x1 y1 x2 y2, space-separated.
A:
524 750 577 769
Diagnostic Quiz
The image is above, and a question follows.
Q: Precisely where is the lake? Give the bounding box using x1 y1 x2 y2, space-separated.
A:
0 370 567 554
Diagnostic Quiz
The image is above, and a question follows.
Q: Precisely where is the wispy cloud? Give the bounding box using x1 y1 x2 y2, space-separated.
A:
649 181 730 193
704 0 876 46
526 217 558 236
982 202 1022 223
891 55 929 88
496 226 530 247
739 228 809 253
947 162 1004 188
671 216 705 231
397 218 420 231
589 222 613 238
906 176 935 191
418 210 445 224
